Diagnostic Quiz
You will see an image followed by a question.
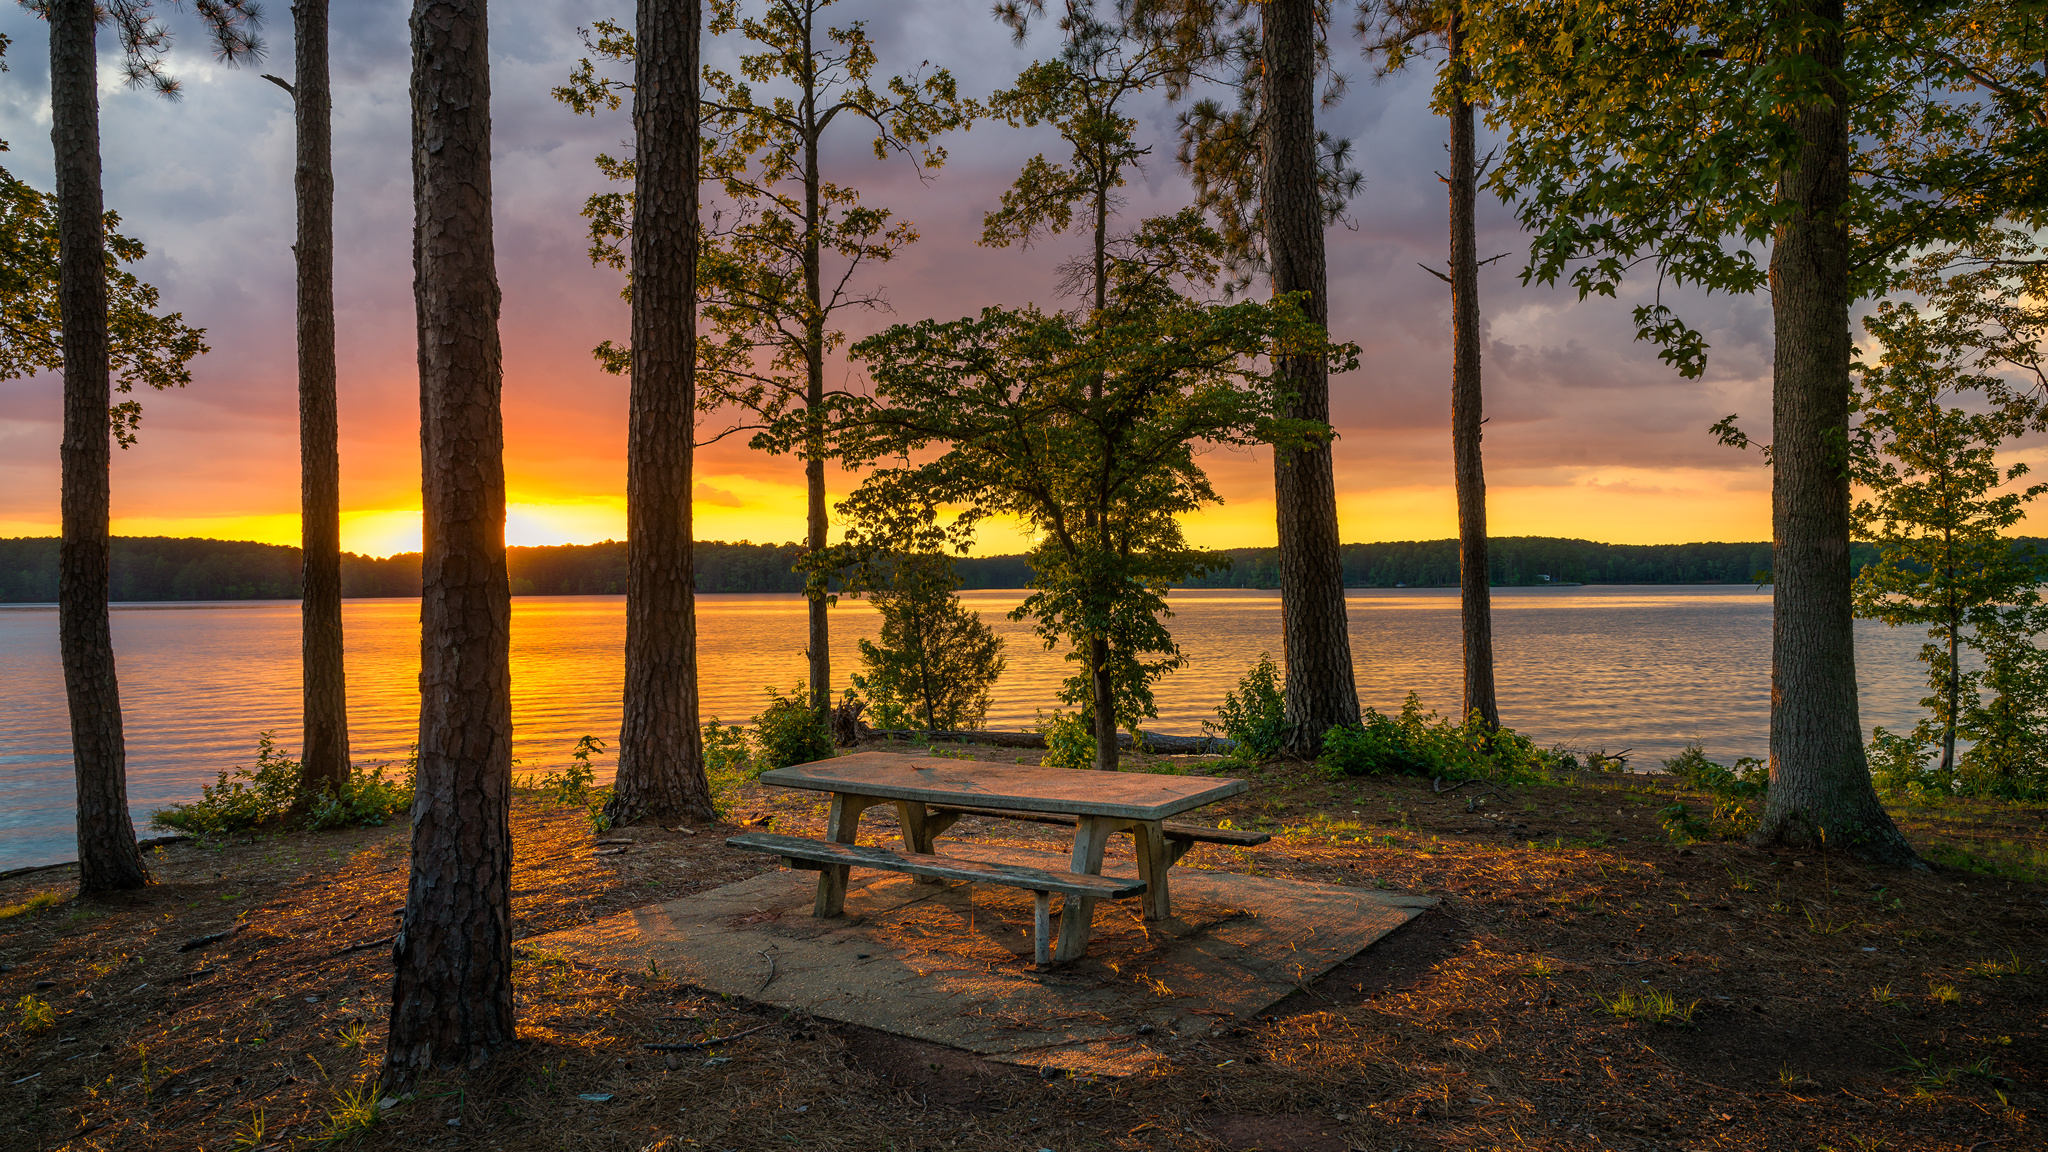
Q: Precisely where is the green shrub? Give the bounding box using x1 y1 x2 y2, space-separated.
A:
1035 709 1098 770
1316 693 1556 783
1206 655 1287 763
304 757 416 830
151 733 414 835
1661 741 1767 798
752 683 834 770
536 735 603 804
703 718 756 819
151 731 303 833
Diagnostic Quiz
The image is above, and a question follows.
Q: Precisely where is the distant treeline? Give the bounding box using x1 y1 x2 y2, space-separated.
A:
1180 537 1888 589
3 534 1963 603
0 537 1032 602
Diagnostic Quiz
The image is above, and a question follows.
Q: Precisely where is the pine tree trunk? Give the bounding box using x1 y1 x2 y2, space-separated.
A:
802 7 831 720
52 0 148 894
1751 0 1918 865
610 0 714 827
294 0 350 798
1447 12 1498 731
384 0 517 1090
1262 0 1359 754
807 451 829 712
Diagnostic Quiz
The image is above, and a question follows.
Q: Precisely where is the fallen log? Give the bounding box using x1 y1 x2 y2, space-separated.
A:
861 728 1236 755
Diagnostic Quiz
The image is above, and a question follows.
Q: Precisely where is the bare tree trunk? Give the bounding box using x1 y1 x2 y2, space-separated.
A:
1751 0 1917 865
1447 11 1498 730
294 0 350 799
52 0 148 895
1940 600 1958 775
384 0 517 1090
610 0 714 827
1262 0 1359 754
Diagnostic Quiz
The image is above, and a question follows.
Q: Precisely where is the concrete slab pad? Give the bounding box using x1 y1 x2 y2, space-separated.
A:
536 845 1434 1077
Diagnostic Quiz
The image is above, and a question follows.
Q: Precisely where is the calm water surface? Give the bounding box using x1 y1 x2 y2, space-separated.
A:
0 586 1929 869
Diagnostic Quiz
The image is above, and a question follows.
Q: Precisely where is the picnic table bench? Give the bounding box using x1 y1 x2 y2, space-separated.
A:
726 751 1267 965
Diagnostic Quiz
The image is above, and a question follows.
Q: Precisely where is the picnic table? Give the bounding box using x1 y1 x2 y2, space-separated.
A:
726 751 1267 965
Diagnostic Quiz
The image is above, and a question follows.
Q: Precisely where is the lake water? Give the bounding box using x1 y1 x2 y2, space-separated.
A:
0 586 1931 870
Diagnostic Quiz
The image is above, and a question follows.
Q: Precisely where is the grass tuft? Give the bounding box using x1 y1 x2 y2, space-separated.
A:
318 1078 383 1140
1963 949 2035 979
0 891 62 920
1598 986 1697 1026
14 994 54 1034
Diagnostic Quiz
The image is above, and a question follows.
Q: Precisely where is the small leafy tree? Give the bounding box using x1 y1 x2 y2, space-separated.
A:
1955 607 2048 800
851 551 1006 733
1851 298 2047 781
835 215 1354 770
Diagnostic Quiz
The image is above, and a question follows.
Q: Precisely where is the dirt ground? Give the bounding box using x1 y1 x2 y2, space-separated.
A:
0 739 2041 1152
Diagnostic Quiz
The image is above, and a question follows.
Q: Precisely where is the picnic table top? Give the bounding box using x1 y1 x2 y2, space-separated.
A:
757 751 1250 822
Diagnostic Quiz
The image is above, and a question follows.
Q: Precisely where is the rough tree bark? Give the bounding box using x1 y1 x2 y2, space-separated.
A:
801 0 831 721
1751 0 1918 864
383 0 518 1089
52 0 149 894
1447 9 1498 730
292 0 350 798
609 0 716 827
1262 0 1360 753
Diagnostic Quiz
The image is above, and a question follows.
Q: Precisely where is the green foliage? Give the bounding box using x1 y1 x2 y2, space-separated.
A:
153 731 302 833
1466 0 2039 375
14 994 53 1034
0 165 208 446
1316 693 1555 783
751 683 835 770
1850 236 2048 801
1956 615 2048 801
1661 741 1768 799
1035 709 1098 771
1205 654 1286 763
553 4 971 415
980 8 1184 301
834 213 1354 769
150 733 413 835
848 549 1006 733
535 735 604 805
702 719 756 819
303 761 415 832
1658 803 1713 844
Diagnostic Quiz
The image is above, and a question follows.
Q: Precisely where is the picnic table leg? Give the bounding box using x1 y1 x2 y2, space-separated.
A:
1131 821 1172 921
895 800 942 883
814 793 874 917
1032 891 1052 966
1054 815 1115 963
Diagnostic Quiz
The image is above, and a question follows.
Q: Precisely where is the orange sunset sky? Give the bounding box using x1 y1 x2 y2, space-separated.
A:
0 1 1819 559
